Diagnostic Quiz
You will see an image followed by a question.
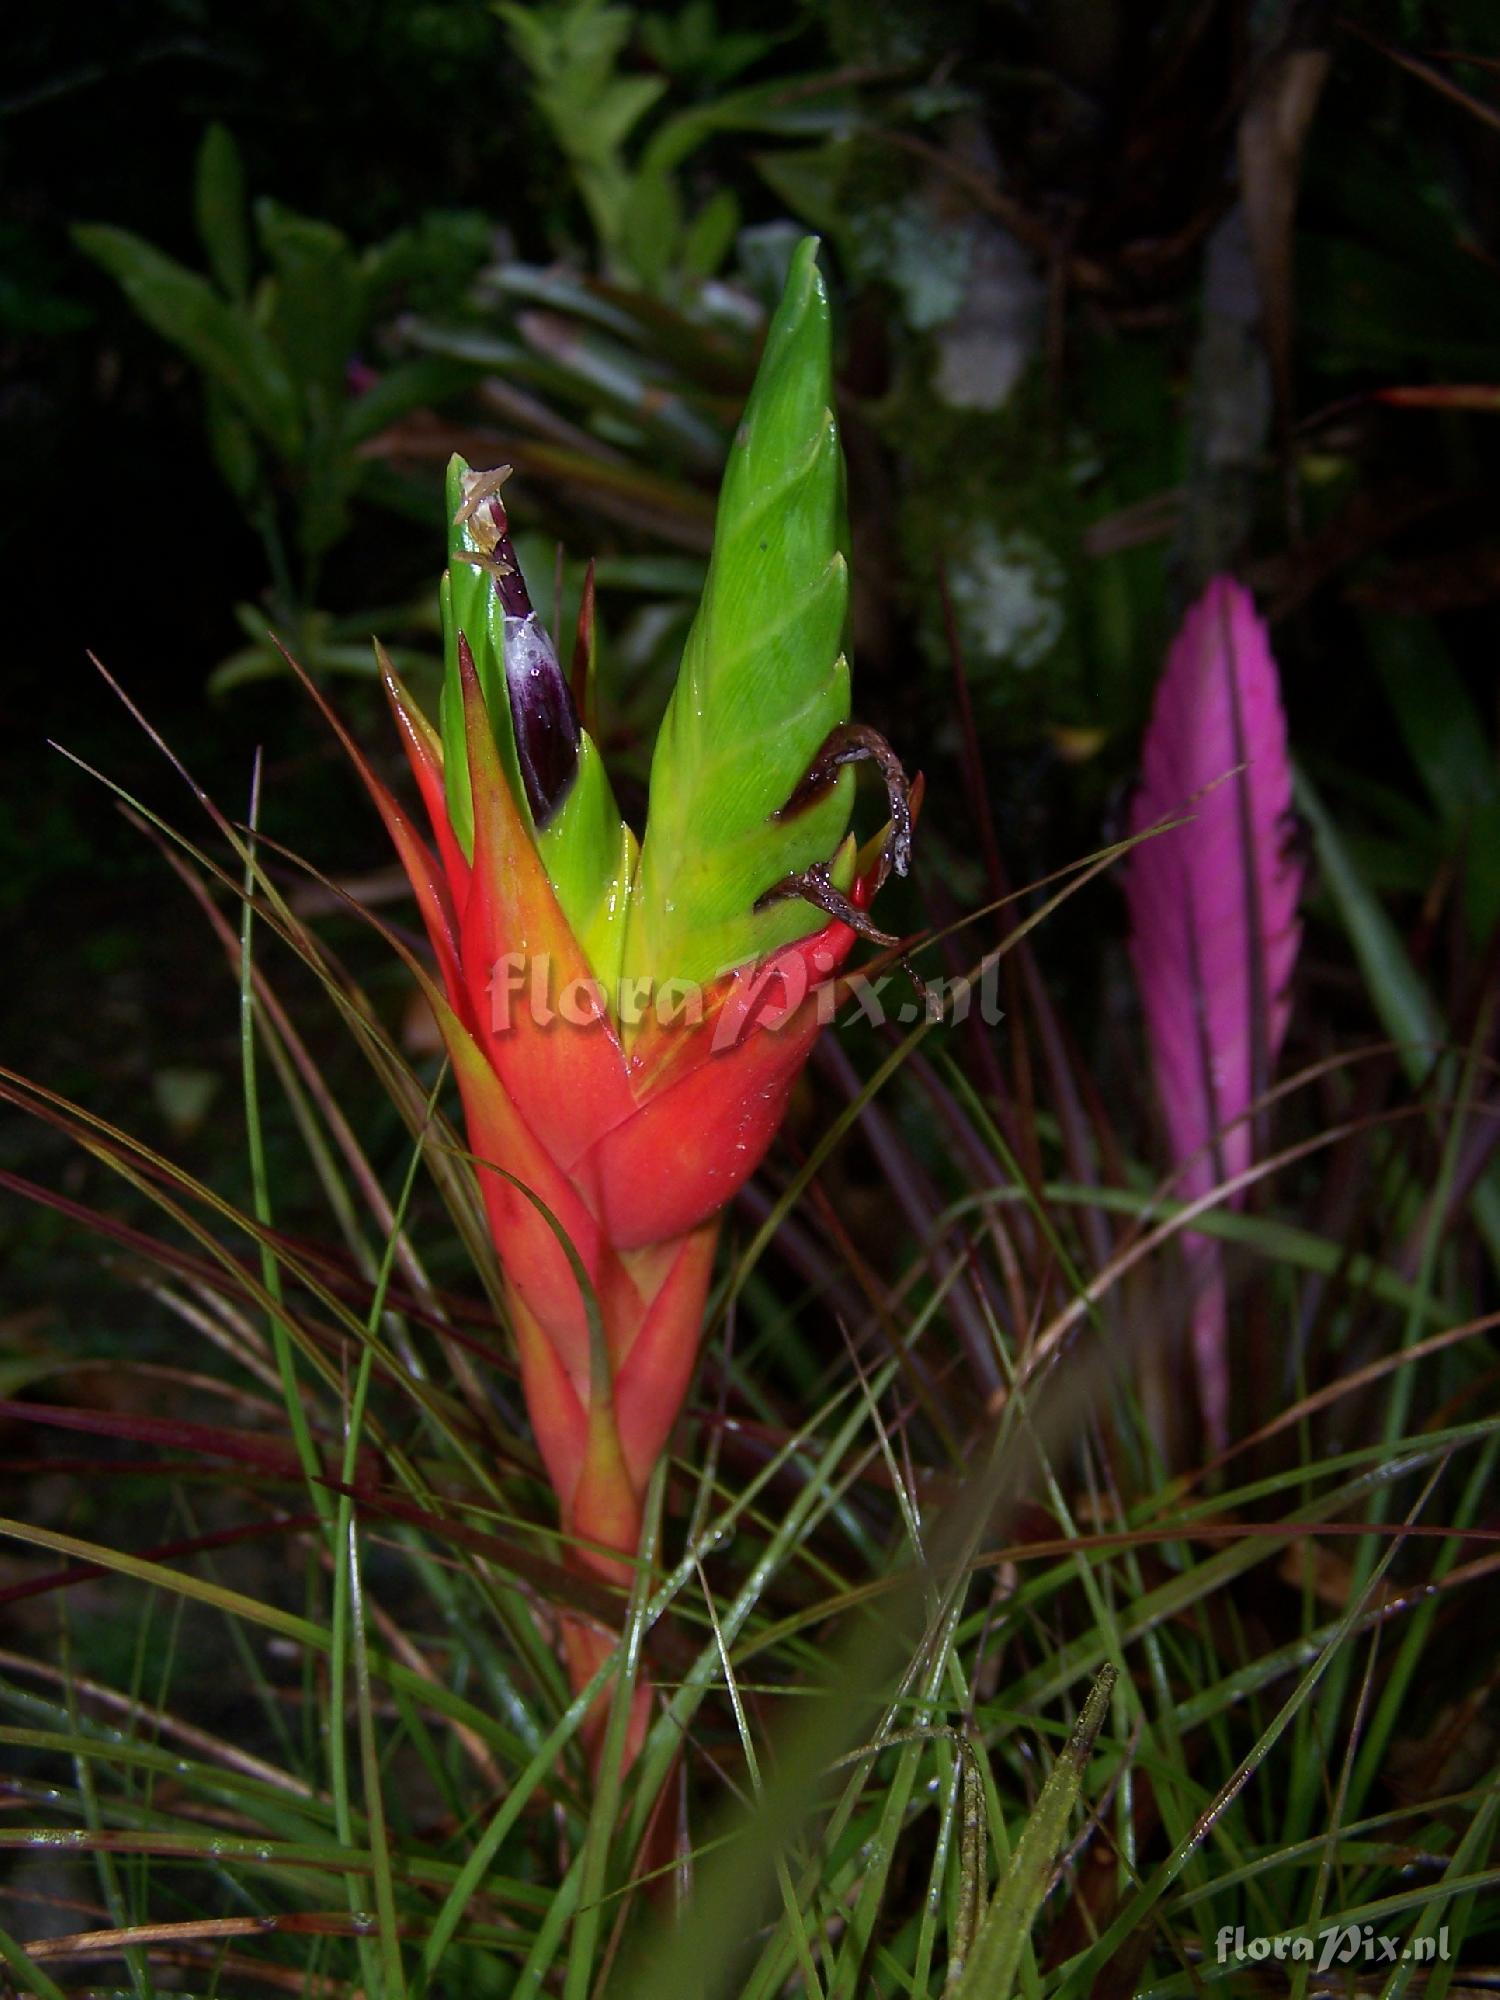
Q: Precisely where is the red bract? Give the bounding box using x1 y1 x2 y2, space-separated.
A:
327 635 883 1757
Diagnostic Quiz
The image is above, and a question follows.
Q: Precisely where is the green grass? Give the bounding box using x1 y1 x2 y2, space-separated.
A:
1 727 1497 2000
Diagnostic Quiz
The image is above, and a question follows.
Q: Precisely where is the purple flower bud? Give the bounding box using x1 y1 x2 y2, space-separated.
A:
503 607 580 830
460 470 580 828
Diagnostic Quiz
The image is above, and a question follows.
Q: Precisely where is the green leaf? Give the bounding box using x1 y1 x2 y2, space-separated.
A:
1464 795 1500 941
339 356 476 450
641 74 853 182
73 223 301 457
0 1919 69 2000
681 187 740 280
1364 613 1496 827
1298 232 1500 375
751 146 846 243
620 164 684 291
296 454 361 566
497 0 667 259
1362 612 1500 938
1295 765 1446 1071
639 0 775 89
538 741 639 992
360 208 490 315
256 199 364 415
946 1666 1115 1999
624 235 854 991
1295 764 1500 1265
194 122 251 302
204 378 261 502
585 72 669 160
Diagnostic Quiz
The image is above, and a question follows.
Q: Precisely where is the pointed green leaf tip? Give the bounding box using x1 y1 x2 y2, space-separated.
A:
430 239 860 1007
947 1665 1116 1999
622 235 855 992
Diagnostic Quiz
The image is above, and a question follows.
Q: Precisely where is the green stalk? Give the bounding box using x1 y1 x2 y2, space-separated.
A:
239 754 333 1528
329 1074 441 1996
0 1925 68 2000
1055 1460 1448 1997
563 1462 664 2000
947 1667 1116 1999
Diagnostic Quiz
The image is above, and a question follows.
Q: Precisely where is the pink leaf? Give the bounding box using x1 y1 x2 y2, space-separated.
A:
1124 577 1302 1443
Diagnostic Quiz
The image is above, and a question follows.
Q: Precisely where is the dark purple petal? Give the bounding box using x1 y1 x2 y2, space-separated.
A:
466 482 580 826
504 609 580 829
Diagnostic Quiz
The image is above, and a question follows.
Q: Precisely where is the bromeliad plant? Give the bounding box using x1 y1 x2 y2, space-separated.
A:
325 237 910 1745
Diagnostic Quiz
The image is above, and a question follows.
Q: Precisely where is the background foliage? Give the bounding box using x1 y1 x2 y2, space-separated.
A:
4 1 1500 1993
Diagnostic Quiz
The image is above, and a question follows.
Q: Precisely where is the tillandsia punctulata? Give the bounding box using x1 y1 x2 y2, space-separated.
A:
332 239 911 1758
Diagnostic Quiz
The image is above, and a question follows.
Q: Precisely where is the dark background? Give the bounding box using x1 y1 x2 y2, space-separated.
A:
6 0 1500 1322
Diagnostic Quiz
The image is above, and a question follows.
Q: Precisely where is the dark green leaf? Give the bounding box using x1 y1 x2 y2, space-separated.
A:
256 200 365 416
72 224 302 458
204 379 261 503
641 75 854 182
681 189 740 280
1364 613 1496 825
620 166 684 292
339 357 477 449
194 122 252 303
